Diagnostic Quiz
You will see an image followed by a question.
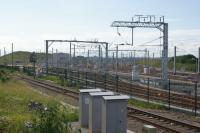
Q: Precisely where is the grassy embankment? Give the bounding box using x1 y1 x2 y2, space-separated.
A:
39 74 166 110
128 98 167 110
0 69 78 133
0 51 49 65
138 54 198 72
39 75 81 90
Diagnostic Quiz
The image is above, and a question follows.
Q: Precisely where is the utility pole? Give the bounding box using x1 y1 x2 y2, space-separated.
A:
45 40 48 74
130 51 133 65
173 46 176 75
52 48 54 67
4 47 6 66
144 49 147 67
116 45 118 74
87 50 89 69
73 44 75 58
133 50 136 66
56 49 58 68
121 52 123 65
112 52 115 69
152 52 154 67
131 17 134 46
69 42 72 68
100 46 103 70
105 43 108 72
11 43 13 68
198 47 200 73
99 45 101 70
147 50 150 68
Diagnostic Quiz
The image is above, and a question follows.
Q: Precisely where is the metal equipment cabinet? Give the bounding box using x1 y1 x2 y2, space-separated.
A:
79 89 101 128
89 91 114 133
102 95 129 133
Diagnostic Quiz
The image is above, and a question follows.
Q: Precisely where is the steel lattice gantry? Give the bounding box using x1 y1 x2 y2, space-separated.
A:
111 20 168 89
45 40 109 74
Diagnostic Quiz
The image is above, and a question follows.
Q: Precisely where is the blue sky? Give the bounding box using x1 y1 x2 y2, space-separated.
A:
0 0 200 57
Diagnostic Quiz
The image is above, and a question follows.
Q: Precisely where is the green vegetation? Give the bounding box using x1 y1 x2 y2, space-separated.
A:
138 54 198 72
39 75 81 90
128 98 167 110
168 54 197 72
0 79 78 133
0 51 50 65
0 68 11 82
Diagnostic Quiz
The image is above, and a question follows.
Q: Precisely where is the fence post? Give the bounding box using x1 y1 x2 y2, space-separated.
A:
147 78 150 103
104 72 107 90
70 69 72 86
64 69 67 79
77 70 79 83
95 72 96 89
168 78 171 110
130 76 132 96
116 74 118 92
195 81 197 116
86 71 88 88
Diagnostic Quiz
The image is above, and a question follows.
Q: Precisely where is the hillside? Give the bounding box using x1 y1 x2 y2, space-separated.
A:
168 54 198 72
0 51 48 65
169 54 197 64
0 52 198 72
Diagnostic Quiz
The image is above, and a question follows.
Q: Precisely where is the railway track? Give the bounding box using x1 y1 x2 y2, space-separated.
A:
23 66 200 109
20 76 79 100
20 75 200 133
128 106 200 133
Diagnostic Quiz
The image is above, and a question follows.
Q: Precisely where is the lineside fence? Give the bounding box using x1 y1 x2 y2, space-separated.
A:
4 65 199 116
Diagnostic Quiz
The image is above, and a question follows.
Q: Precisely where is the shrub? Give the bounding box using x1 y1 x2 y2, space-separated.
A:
0 69 10 82
28 101 78 133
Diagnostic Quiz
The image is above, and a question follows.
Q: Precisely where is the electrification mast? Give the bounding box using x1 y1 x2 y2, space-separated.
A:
111 15 168 89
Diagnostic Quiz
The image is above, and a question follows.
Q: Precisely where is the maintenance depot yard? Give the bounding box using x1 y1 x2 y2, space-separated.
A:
1 68 200 133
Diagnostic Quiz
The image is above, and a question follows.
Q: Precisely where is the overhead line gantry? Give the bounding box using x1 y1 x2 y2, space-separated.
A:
45 40 109 74
111 15 168 89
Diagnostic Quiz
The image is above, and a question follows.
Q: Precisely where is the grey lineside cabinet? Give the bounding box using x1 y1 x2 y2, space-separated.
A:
79 89 101 128
89 91 115 133
101 95 129 133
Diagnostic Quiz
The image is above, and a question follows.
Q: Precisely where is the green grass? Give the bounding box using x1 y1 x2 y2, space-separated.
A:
39 75 60 82
39 75 80 90
137 54 198 72
0 78 78 132
128 98 167 110
0 51 51 65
